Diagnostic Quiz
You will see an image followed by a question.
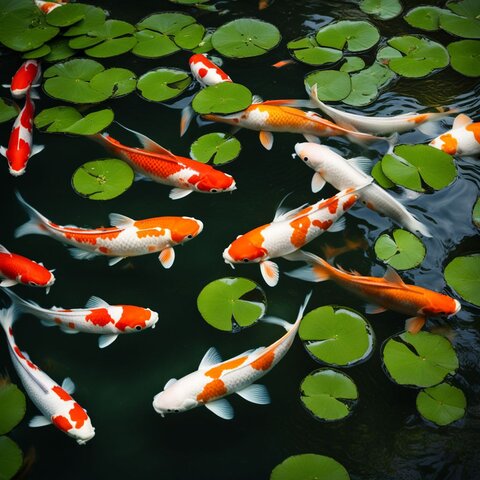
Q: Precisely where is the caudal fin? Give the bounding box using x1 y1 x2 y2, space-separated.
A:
1 287 32 314
0 305 18 335
14 192 50 238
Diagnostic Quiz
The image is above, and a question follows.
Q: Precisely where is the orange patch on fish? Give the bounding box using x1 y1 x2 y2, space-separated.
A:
439 134 458 154
466 123 480 143
52 386 73 402
251 350 275 371
68 322 75 329
63 228 121 245
52 415 72 432
290 217 311 248
136 228 164 239
69 402 88 429
205 356 248 379
327 198 339 214
99 247 109 254
312 219 333 230
410 114 428 124
342 194 357 211
85 308 113 327
196 379 227 403
135 217 200 243
228 227 267 261
115 305 151 331
54 317 62 324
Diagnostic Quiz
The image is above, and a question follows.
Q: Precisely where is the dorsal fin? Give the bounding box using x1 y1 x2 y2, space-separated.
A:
0 244 10 254
252 95 264 104
347 156 372 175
109 213 134 228
453 113 472 130
273 194 309 222
85 296 110 309
164 378 177 389
61 377 76 395
383 266 405 285
198 347 222 369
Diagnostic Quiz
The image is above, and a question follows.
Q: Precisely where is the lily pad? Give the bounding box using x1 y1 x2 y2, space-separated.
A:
22 44 51 59
300 369 358 421
299 306 374 367
374 229 426 270
444 254 480 306
473 198 480 227
340 56 365 73
270 454 350 480
174 22 206 50
137 12 196 35
0 384 26 435
89 68 137 98
0 98 19 124
212 18 281 58
382 331 459 388
197 277 267 332
343 72 378 107
132 30 180 58
193 30 214 54
72 159 135 200
416 382 466 426
316 21 380 52
0 436 23 480
404 6 444 31
190 133 241 165
63 5 106 37
359 0 402 20
371 162 395 188
192 82 252 115
288 37 342 66
44 38 75 62
448 40 480 77
440 7 480 39
304 70 351 101
45 3 90 27
137 68 191 102
380 145 456 192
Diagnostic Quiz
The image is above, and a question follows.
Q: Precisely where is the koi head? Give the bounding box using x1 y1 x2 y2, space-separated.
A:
294 142 328 171
115 306 159 332
195 172 236 194
73 418 96 445
152 382 197 417
7 149 29 177
172 217 204 244
189 54 231 86
421 295 461 318
223 232 268 266
24 263 56 289
51 408 95 445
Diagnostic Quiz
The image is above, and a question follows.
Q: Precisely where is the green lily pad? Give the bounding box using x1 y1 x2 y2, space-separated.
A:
22 44 51 59
448 40 480 77
300 368 358 421
371 162 395 188
132 30 179 58
212 18 281 58
193 30 214 54
0 98 19 124
271 454 350 480
382 331 459 388
63 5 106 37
304 70 351 101
359 0 402 19
416 382 466 426
444 254 480 306
404 6 444 31
35 106 114 135
85 36 137 58
441 5 480 39
288 36 343 66
378 36 449 78
190 133 241 165
89 68 137 98
0 384 26 435
174 22 206 50
299 306 374 367
0 436 23 480
45 3 90 27
44 38 75 62
473 198 480 227
137 68 191 102
374 229 426 270
197 277 267 332
72 159 134 201
192 82 252 115
316 21 380 52
380 144 457 192
137 12 196 35
340 56 365 73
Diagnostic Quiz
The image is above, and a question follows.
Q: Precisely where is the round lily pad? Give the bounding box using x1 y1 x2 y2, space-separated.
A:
340 56 365 73
0 384 26 435
89 68 137 98
137 12 196 35
316 21 380 52
417 382 466 426
174 22 206 50
448 40 480 77
473 198 480 227
46 3 92 27
63 5 106 37
300 368 358 421
374 229 426 270
137 68 191 102
197 277 267 332
132 30 179 58
0 436 23 480
72 159 135 201
192 82 252 115
299 306 374 367
44 38 75 62
371 162 395 188
22 44 50 59
404 6 444 31
0 98 19 124
193 30 214 54
380 145 457 192
359 0 402 20
212 18 281 58
190 133 241 165
304 70 351 101
382 331 459 388
288 37 342 66
270 454 350 480
85 36 137 58
444 254 480 307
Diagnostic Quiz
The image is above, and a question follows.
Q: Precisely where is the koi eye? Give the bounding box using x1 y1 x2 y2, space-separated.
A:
28 281 37 286
211 189 218 193
303 156 309 162
187 235 193 239
243 258 249 263
135 326 142 331
174 409 179 413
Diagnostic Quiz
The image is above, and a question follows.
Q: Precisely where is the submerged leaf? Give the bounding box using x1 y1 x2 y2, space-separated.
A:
0 384 26 435
0 436 23 480
444 254 480 306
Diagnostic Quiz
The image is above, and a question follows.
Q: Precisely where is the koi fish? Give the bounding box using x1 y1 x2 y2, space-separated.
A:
35 0 64 14
14 192 203 267
294 142 432 237
0 306 95 444
95 124 236 200
0 244 55 291
2 60 41 99
223 188 361 286
153 292 310 419
2 288 158 348
0 92 44 176
429 113 480 156
203 85 386 150
287 252 461 334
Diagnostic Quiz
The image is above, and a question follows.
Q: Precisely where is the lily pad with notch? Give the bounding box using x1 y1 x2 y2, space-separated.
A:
63 5 107 37
192 82 252 115
374 229 425 270
44 38 75 62
270 454 350 480
371 162 395 188
359 0 402 20
340 56 365 73
447 40 480 77
404 6 444 31
304 70 351 101
137 68 191 102
444 254 480 307
288 36 343 66
190 133 241 165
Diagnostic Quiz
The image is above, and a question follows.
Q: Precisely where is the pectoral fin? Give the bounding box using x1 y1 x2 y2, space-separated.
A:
159 247 175 269
405 316 425 334
98 334 118 349
311 172 326 193
236 384 271 404
365 303 387 315
205 398 234 420
259 131 274 150
0 279 18 287
169 188 193 200
29 415 51 428
260 260 279 287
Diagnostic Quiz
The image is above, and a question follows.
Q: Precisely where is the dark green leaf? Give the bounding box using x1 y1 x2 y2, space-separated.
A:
190 133 241 165
137 68 191 102
447 40 480 77
316 21 380 52
444 254 480 306
0 98 19 124
0 436 23 480
137 12 196 35
271 454 350 480
304 70 351 101
192 82 252 115
359 0 402 20
0 384 26 435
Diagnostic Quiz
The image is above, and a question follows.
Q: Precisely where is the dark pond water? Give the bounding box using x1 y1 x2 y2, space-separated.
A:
1 1 479 479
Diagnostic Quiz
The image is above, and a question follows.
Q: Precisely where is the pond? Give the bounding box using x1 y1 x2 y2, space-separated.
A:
0 0 479 479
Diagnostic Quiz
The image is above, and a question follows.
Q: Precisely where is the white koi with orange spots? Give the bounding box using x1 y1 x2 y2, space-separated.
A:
429 114 480 156
153 293 311 420
223 188 362 286
0 306 95 444
14 192 203 267
35 1 65 14
2 288 158 348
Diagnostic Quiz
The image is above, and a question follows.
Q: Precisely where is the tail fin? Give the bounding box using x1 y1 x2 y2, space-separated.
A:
14 192 50 238
286 251 332 283
180 105 194 137
1 287 31 313
0 305 18 335
261 291 312 331
407 214 433 238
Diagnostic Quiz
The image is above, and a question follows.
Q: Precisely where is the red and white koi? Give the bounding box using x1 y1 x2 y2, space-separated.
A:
35 0 64 14
0 92 44 176
14 192 203 267
2 288 158 349
223 188 362 286
153 293 310 420
95 124 236 200
0 244 55 291
429 113 480 156
294 142 432 237
287 252 461 334
0 306 95 444
3 60 41 99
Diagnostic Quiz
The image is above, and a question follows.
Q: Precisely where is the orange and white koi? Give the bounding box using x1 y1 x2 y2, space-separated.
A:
153 293 310 419
223 188 362 286
0 92 44 176
95 124 236 199
35 0 64 14
429 113 480 156
2 60 41 99
0 306 95 444
0 244 55 291
287 252 461 334
14 192 203 267
294 142 432 237
2 288 158 349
